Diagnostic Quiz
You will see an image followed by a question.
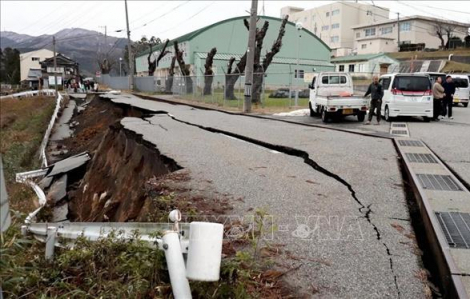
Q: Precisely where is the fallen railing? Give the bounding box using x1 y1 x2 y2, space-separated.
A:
0 89 56 100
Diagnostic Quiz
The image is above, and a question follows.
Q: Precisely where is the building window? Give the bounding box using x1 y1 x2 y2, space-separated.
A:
332 23 340 29
330 36 339 43
365 28 376 36
356 32 360 38
326 12 330 17
339 65 345 72
400 22 411 32
322 25 329 31
332 9 340 16
32 57 40 61
349 65 355 72
381 26 392 35
295 69 304 79
361 44 367 49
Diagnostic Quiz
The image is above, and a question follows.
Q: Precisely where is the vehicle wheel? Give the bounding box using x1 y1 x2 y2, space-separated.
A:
321 108 329 123
309 102 315 117
384 106 392 122
464 103 468 108
357 113 365 122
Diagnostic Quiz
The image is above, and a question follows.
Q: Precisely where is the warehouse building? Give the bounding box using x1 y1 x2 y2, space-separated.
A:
135 16 334 89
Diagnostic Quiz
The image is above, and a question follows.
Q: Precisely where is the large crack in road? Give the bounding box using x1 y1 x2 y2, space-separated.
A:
145 112 402 298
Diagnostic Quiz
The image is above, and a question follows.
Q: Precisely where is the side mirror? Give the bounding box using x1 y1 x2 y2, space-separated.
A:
309 84 314 90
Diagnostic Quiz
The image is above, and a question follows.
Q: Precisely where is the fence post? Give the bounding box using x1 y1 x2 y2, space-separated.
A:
45 226 57 261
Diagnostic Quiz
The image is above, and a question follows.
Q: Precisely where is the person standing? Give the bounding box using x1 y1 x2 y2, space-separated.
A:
364 76 384 125
432 76 445 121
442 76 456 120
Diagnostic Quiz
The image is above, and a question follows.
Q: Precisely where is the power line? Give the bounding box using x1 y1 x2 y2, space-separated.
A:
129 1 191 32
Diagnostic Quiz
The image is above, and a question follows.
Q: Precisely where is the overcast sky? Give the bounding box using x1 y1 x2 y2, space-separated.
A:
1 1 470 40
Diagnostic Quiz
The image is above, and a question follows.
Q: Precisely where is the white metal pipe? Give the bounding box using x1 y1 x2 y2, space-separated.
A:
162 232 192 299
45 227 57 260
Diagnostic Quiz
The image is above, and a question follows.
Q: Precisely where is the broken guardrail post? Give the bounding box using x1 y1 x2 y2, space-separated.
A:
45 226 58 261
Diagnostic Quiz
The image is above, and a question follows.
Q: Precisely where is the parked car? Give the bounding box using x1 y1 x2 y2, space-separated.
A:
449 74 469 107
379 73 433 122
289 89 310 98
269 88 290 98
308 72 368 123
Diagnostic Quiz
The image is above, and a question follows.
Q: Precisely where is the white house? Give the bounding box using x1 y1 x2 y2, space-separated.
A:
352 16 470 55
281 2 390 56
331 53 399 76
19 49 54 82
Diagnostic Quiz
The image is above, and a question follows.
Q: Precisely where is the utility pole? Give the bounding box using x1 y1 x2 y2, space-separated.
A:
124 0 134 90
53 36 58 93
243 0 258 113
397 13 400 50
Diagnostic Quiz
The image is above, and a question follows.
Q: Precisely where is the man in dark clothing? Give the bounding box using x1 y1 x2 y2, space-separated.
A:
442 76 456 119
364 76 384 125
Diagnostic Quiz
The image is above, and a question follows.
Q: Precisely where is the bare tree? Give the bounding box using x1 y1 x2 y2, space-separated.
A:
430 23 446 49
224 20 269 100
444 24 457 49
203 47 217 95
174 41 193 93
165 56 176 93
97 56 116 74
148 39 170 76
252 16 289 103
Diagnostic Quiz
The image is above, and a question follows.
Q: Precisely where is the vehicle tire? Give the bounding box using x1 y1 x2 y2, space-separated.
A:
309 102 315 117
357 113 365 122
321 108 329 123
464 103 468 108
384 106 392 122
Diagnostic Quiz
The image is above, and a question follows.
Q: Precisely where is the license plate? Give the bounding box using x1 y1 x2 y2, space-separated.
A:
454 97 459 103
342 109 353 115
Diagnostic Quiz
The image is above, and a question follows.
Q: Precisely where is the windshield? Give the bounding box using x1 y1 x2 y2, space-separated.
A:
454 78 469 88
393 76 431 91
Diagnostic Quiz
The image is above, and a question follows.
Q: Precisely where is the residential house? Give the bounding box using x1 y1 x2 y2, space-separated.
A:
40 54 80 88
352 16 470 55
19 49 54 82
281 2 390 57
331 53 399 76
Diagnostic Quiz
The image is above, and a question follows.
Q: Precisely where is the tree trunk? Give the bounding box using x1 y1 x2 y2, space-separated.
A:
174 41 193 94
224 73 240 100
252 69 264 104
184 77 193 94
165 56 176 93
203 47 217 95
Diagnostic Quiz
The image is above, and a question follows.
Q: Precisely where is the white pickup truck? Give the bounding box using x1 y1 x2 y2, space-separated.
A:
308 72 369 123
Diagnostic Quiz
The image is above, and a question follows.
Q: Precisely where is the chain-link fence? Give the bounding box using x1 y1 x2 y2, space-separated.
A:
100 71 384 111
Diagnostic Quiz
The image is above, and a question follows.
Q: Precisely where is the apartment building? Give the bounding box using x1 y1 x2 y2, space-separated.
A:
19 49 54 82
352 16 470 55
281 2 389 56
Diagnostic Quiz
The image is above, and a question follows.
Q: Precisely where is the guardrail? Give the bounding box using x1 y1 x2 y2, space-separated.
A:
38 92 64 167
0 89 56 100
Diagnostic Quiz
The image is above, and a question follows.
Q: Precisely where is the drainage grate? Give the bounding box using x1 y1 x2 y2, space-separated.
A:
435 212 470 249
398 140 423 147
417 174 462 191
392 124 407 128
405 153 438 164
392 130 408 135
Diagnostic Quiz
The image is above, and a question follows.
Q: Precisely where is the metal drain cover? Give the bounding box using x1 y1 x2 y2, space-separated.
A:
392 130 408 135
398 140 423 147
405 153 438 164
435 212 470 249
417 174 462 191
392 124 406 127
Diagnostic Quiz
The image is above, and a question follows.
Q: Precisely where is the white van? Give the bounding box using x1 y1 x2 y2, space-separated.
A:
449 74 469 107
379 73 433 122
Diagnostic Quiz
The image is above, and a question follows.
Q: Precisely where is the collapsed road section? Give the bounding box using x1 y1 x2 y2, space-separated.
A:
83 92 428 298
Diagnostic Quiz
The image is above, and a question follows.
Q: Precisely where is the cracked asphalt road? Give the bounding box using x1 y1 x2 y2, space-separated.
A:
105 94 425 298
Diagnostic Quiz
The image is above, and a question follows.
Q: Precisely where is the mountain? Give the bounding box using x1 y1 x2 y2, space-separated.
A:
1 28 128 75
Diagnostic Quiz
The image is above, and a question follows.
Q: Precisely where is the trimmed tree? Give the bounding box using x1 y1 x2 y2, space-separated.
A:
174 41 193 93
148 39 170 76
203 47 217 95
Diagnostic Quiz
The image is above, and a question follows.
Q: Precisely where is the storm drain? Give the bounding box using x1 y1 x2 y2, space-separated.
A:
392 130 408 135
417 174 463 191
398 140 424 147
392 124 407 128
435 212 470 249
405 153 438 164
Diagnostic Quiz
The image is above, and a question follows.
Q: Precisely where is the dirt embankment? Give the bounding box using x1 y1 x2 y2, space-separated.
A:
64 96 231 222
